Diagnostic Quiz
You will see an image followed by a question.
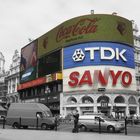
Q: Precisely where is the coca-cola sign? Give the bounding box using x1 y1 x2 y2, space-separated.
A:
38 14 133 58
56 18 100 42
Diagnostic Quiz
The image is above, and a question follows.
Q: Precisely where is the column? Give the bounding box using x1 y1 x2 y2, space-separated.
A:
60 93 66 117
125 105 129 116
94 104 98 112
15 77 17 92
137 106 140 115
0 60 1 72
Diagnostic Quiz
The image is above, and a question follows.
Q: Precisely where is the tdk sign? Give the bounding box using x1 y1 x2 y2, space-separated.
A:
72 49 85 62
64 42 135 69
85 47 127 61
73 47 127 62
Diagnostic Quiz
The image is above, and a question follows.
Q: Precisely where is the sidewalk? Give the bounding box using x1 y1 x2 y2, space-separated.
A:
0 129 140 140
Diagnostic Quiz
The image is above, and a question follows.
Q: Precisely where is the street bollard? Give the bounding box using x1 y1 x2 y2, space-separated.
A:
54 117 57 131
36 117 38 130
125 117 127 135
99 118 101 134
19 117 21 129
2 116 5 129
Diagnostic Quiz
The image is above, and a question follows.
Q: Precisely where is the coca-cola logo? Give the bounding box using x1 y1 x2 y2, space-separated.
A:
56 18 100 42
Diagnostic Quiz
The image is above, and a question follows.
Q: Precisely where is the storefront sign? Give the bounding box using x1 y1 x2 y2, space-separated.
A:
17 77 46 90
101 100 108 108
46 73 62 83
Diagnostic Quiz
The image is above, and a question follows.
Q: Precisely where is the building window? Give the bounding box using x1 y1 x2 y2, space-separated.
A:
97 95 110 103
114 96 125 103
67 97 77 104
81 96 94 104
128 96 137 104
136 76 140 85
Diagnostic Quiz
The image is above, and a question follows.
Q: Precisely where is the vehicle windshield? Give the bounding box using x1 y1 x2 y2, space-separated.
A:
43 111 53 117
101 115 116 121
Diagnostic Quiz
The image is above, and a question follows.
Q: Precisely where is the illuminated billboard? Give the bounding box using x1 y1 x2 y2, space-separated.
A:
63 42 136 92
63 66 136 92
38 50 61 77
63 42 135 69
20 40 37 83
38 14 133 58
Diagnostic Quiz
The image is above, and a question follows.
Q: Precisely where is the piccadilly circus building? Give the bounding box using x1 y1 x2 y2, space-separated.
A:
17 14 140 118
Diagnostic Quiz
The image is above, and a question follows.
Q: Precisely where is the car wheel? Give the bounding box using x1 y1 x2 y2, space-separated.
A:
107 126 115 133
80 125 87 132
41 123 48 130
12 122 20 129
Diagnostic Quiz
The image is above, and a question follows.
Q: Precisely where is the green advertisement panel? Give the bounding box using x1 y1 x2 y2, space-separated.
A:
38 14 133 58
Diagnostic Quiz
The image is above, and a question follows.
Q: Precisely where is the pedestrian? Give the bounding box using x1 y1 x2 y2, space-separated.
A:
72 109 79 133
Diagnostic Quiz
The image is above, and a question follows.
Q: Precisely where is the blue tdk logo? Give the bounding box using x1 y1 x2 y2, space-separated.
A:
72 49 85 62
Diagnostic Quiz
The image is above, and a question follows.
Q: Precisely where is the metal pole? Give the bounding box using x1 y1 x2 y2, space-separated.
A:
99 118 101 134
19 117 21 129
125 117 127 135
36 117 38 130
3 117 5 129
55 117 57 131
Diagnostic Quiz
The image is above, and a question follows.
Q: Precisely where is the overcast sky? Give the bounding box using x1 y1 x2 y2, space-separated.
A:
0 0 140 70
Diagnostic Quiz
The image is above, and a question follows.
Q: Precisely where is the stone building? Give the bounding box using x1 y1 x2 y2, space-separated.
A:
0 52 8 106
6 50 20 103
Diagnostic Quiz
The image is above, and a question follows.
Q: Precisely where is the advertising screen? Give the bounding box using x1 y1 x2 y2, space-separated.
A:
38 14 133 58
38 50 61 77
63 66 136 92
63 42 135 69
20 40 37 83
63 42 136 92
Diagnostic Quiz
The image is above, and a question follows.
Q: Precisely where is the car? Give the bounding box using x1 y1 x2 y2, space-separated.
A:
127 114 140 125
78 115 125 133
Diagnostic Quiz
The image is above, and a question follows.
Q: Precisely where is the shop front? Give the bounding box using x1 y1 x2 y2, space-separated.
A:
18 73 62 116
113 106 126 119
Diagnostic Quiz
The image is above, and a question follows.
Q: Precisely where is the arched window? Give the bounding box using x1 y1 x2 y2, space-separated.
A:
97 95 110 103
81 96 94 104
67 97 77 104
128 96 137 104
114 96 125 103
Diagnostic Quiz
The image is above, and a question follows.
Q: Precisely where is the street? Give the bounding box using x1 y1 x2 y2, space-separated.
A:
58 122 140 136
0 128 140 140
0 122 140 140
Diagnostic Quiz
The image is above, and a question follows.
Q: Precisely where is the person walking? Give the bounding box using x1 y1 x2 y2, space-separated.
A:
72 109 79 133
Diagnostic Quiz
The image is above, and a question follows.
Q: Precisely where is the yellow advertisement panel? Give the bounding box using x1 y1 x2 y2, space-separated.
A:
38 14 133 58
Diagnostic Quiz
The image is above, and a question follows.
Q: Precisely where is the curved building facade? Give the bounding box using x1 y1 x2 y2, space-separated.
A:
59 14 139 118
18 14 140 117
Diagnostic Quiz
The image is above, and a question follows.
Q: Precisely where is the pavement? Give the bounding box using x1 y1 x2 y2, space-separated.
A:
0 129 140 140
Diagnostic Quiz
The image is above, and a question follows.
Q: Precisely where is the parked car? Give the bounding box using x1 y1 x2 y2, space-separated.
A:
78 115 125 133
127 114 140 125
6 103 56 130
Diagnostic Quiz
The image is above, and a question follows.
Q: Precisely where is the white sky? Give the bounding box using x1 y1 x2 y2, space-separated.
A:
0 0 140 70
